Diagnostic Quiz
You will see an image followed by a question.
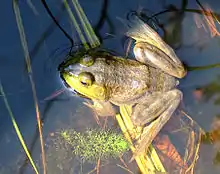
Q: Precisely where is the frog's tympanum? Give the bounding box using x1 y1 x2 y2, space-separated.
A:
59 17 187 157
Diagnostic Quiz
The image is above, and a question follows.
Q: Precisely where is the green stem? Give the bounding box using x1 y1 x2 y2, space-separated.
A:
63 0 89 50
71 0 100 48
187 63 220 71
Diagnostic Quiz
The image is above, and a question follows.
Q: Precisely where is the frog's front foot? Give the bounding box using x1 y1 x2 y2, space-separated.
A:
131 89 182 156
83 99 116 117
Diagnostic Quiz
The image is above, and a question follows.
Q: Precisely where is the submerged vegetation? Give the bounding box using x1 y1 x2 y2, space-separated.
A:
60 128 130 162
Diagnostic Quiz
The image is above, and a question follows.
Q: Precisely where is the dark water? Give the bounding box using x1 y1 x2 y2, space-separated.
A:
1 0 220 173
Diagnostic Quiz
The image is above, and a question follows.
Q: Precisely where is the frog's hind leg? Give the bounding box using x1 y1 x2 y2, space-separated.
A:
126 17 186 78
132 89 182 156
134 42 186 78
132 89 182 125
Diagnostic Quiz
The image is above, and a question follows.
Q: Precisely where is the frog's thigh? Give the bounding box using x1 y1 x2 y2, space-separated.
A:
132 89 182 156
134 42 186 78
84 99 116 117
132 89 182 126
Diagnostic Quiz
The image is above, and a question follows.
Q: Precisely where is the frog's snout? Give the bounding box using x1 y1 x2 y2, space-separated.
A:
58 60 67 72
58 62 72 88
58 62 71 73
59 71 71 89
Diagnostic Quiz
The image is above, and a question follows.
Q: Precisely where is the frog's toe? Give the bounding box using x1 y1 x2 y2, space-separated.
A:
176 66 187 78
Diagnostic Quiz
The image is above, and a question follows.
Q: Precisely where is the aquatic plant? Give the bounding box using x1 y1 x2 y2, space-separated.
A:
60 128 130 162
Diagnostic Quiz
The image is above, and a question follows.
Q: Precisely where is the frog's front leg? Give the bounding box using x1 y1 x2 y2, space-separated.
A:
131 89 182 156
83 99 116 117
134 42 186 78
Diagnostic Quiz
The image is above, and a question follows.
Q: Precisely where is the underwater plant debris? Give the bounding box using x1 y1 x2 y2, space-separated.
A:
60 128 130 162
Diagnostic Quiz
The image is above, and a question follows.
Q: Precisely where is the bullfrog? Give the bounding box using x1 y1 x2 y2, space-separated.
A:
58 17 187 157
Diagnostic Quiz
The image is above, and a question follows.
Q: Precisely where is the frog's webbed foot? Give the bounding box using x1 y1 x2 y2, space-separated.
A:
132 89 182 157
126 17 186 78
83 99 116 117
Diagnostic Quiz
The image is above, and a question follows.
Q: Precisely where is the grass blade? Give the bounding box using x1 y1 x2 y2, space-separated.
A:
0 82 39 174
63 0 89 50
71 0 100 48
12 0 47 173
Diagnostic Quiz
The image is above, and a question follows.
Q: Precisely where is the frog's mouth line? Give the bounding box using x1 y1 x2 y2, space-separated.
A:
60 73 91 99
73 90 90 99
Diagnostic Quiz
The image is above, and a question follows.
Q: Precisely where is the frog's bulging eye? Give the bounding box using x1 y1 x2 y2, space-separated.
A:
79 55 94 67
78 72 94 86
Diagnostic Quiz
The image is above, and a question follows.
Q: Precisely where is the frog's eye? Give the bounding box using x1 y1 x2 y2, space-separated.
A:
78 72 94 86
79 55 94 67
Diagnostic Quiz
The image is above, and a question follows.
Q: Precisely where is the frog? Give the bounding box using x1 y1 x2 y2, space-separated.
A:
58 17 187 157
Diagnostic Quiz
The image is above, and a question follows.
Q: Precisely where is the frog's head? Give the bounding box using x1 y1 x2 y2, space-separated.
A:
59 54 109 101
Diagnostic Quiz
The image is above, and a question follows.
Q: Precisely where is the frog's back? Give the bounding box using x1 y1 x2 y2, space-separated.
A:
100 57 177 103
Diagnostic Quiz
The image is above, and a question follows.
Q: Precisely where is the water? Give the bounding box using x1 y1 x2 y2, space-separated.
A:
0 0 220 173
